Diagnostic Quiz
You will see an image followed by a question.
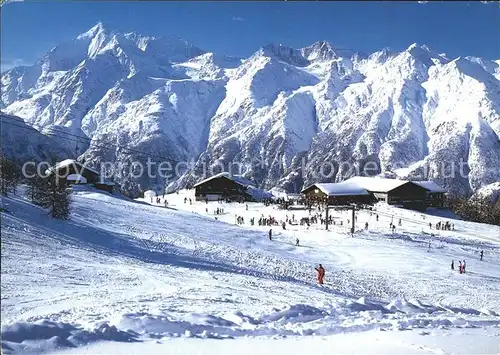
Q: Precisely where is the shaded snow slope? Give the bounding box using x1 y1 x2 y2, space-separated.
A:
2 23 499 196
2 188 500 353
0 112 71 163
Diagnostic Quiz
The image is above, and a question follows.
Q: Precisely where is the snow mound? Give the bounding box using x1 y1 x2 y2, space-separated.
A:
3 299 499 353
1 320 138 354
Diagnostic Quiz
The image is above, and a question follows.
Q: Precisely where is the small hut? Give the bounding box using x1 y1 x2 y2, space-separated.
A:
144 190 156 202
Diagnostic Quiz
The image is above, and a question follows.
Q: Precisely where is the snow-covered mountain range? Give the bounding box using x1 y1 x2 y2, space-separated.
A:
1 23 499 197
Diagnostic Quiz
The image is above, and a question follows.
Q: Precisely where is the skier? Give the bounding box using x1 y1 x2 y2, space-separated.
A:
462 260 466 273
164 200 168 207
376 214 379 221
269 229 272 241
458 261 463 274
451 260 454 270
429 222 432 229
246 204 249 211
365 222 368 230
282 221 286 230
315 264 325 285
296 238 300 246
427 241 431 252
398 219 402 226
480 250 484 261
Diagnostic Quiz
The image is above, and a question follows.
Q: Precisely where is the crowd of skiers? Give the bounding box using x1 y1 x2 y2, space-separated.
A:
258 215 279 226
149 196 489 286
214 207 225 215
430 221 454 230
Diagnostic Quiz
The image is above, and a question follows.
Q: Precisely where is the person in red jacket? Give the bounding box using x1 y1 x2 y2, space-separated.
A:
315 264 325 285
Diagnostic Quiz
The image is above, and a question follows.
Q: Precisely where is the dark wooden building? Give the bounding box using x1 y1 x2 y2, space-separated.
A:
345 176 429 210
413 181 447 208
302 177 440 211
47 159 99 184
47 159 115 193
301 182 372 206
193 173 256 202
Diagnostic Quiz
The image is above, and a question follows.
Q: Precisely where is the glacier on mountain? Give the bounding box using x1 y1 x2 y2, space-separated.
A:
1 23 499 197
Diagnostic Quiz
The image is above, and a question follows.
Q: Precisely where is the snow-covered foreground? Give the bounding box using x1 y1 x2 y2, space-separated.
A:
1 188 500 354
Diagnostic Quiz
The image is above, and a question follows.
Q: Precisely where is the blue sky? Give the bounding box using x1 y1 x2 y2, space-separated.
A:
1 1 499 70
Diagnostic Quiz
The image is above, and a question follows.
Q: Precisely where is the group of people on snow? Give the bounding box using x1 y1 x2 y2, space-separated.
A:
431 221 454 231
451 250 484 275
259 215 278 226
451 260 467 274
214 207 225 215
168 196 489 287
236 215 245 225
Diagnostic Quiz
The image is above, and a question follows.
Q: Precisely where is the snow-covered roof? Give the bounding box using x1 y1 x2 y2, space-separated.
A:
193 172 256 188
412 181 446 193
303 182 370 196
345 176 409 193
246 186 274 201
66 174 87 184
48 159 99 175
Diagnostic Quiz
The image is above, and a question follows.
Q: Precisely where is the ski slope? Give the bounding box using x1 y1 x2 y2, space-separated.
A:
1 188 500 354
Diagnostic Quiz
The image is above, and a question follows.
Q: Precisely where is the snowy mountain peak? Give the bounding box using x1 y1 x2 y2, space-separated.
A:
75 23 205 63
301 41 358 62
258 43 310 67
301 41 335 60
406 43 449 65
141 36 206 62
367 47 396 64
77 22 107 40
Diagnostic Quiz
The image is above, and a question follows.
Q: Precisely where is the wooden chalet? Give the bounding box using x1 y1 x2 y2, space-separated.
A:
302 176 445 211
413 181 447 208
345 176 428 210
47 159 115 193
193 173 262 202
301 182 372 206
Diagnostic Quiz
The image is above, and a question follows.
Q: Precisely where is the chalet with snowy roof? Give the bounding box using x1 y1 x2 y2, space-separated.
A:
301 181 372 206
412 181 447 207
345 176 428 209
46 159 115 193
193 172 271 202
301 176 445 210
